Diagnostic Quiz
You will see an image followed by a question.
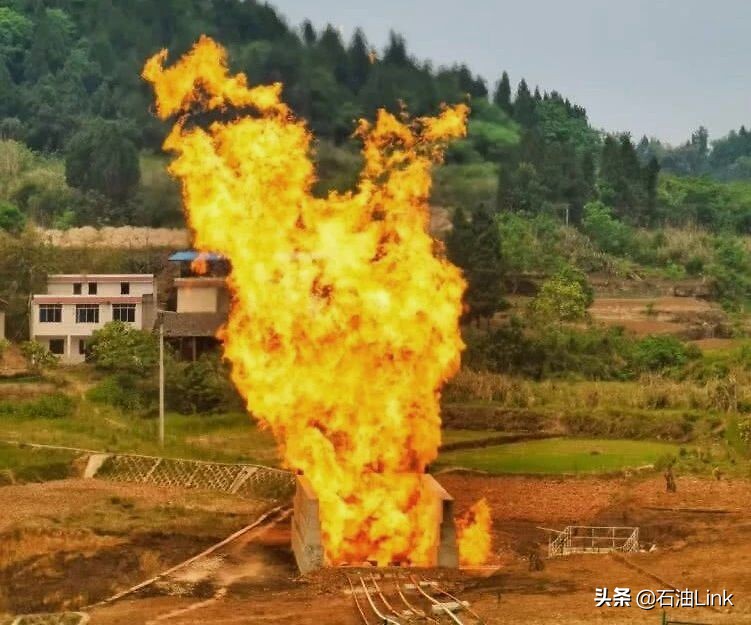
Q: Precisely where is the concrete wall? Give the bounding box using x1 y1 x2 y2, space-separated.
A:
47 275 154 297
175 278 226 313
291 476 326 574
177 286 218 313
34 335 89 364
423 474 460 568
291 474 459 573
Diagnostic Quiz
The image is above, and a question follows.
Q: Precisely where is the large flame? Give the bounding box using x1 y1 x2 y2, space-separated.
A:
456 498 492 565
144 36 489 566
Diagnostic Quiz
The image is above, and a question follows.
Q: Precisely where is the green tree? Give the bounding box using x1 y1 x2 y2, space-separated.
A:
88 321 159 374
347 28 371 92
23 8 76 81
65 119 140 202
301 19 316 46
493 71 513 115
0 200 25 232
383 31 409 66
513 79 537 127
465 204 505 323
531 270 590 323
446 206 473 270
581 200 635 256
166 354 241 414
0 7 33 82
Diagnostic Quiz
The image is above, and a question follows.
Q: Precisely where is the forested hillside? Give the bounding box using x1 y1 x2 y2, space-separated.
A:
3 0 751 322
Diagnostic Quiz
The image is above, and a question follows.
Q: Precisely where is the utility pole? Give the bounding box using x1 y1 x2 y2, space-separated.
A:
159 312 165 447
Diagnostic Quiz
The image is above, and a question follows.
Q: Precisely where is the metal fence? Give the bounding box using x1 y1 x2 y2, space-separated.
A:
89 452 295 501
1 613 89 625
548 526 639 557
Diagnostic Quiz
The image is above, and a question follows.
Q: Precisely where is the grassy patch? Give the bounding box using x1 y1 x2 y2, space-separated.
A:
436 438 680 475
0 402 281 465
0 443 76 483
441 429 501 445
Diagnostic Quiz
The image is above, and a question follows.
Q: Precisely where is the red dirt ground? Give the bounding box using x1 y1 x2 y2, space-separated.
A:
70 472 751 624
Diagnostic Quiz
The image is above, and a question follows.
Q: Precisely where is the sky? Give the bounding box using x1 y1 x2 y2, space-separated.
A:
269 0 751 146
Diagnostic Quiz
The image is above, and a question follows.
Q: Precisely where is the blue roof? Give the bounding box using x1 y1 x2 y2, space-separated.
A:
168 250 225 262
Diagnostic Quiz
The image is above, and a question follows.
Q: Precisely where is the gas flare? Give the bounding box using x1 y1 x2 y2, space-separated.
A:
457 498 492 565
143 36 489 566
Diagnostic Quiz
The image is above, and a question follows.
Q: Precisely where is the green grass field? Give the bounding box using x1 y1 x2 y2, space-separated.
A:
0 443 76 483
436 437 679 474
0 405 280 465
440 429 501 445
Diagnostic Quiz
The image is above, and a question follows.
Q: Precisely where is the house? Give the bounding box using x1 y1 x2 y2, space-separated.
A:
161 251 229 360
30 274 156 363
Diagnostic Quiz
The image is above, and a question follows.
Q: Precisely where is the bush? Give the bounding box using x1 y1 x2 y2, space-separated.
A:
467 318 636 380
738 418 751 445
88 321 159 374
87 373 155 411
633 335 701 373
706 236 751 310
0 392 75 419
562 410 694 441
0 200 25 232
166 354 242 414
531 268 591 322
581 201 636 257
20 340 58 372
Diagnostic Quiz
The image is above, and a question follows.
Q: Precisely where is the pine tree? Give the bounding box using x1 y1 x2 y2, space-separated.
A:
302 19 316 46
493 71 513 115
317 25 348 83
446 206 473 271
383 31 409 66
643 156 660 225
346 29 370 92
513 79 537 127
465 204 504 324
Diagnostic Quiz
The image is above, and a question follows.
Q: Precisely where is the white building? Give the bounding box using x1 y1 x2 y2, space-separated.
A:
30 274 157 363
161 252 229 360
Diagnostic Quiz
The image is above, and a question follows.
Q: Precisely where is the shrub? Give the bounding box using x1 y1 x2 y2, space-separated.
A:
0 201 25 232
166 354 242 414
531 269 591 322
88 321 159 374
0 392 75 419
87 373 155 411
20 341 58 372
633 335 700 373
581 201 636 257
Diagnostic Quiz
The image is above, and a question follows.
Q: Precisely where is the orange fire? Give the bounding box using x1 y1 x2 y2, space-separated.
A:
143 36 490 566
456 498 492 565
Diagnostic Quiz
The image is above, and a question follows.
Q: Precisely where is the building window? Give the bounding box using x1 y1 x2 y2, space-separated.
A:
75 304 99 323
78 339 87 355
112 303 136 323
73 283 82 295
88 282 98 295
39 304 62 323
120 282 130 295
49 339 65 355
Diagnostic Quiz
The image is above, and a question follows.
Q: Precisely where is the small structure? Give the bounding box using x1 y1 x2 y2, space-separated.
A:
0 297 6 340
292 475 459 574
161 251 230 360
30 274 156 363
548 526 639 557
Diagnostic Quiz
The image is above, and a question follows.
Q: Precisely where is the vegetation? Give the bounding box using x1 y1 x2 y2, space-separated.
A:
2 1 751 483
436 438 681 475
